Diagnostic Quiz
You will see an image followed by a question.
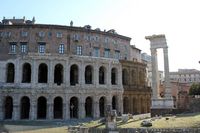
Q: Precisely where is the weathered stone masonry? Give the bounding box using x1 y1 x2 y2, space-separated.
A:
0 18 151 120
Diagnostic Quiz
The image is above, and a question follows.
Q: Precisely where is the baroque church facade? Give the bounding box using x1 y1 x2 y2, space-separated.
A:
0 17 150 120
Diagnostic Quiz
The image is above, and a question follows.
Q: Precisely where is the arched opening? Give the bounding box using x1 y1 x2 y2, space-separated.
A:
99 97 105 117
123 97 129 114
85 97 93 117
132 97 137 114
37 96 47 119
6 63 15 83
38 63 48 83
70 97 78 118
22 63 31 83
85 65 93 84
54 64 63 85
70 64 78 86
111 68 117 85
122 69 128 85
4 96 13 119
54 97 63 119
99 66 106 84
112 96 117 110
20 96 30 119
141 97 145 114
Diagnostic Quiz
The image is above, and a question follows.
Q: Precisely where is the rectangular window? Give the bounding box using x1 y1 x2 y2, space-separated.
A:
104 49 110 58
48 32 52 38
95 36 99 42
76 46 82 55
38 43 46 53
38 31 45 37
20 42 27 53
21 31 28 37
6 32 11 38
56 32 62 38
93 47 100 57
0 32 3 37
10 43 16 53
73 34 79 41
59 44 64 54
105 37 109 43
115 50 120 59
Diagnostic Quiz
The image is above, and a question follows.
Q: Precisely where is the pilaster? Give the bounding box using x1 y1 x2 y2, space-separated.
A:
94 63 99 87
0 62 5 83
65 60 69 87
64 97 70 120
80 62 84 86
32 59 37 87
49 60 53 87
107 64 111 87
47 96 53 120
13 98 20 120
30 101 37 120
78 101 85 119
93 100 100 118
15 59 20 84
117 94 123 115
0 96 3 120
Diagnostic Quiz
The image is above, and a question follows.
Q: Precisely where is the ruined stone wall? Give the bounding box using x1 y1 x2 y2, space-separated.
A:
120 60 151 114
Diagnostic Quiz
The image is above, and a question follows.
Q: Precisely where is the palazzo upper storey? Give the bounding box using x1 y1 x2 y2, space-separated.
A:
0 17 131 61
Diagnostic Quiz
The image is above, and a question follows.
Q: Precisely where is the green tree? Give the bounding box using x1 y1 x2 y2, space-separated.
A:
189 83 200 95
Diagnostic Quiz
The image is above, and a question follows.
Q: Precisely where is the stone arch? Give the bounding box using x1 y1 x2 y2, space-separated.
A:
70 96 78 118
122 69 128 85
22 63 31 83
20 96 30 119
85 96 93 117
70 64 79 86
123 97 129 114
4 96 13 119
38 63 48 83
54 96 63 119
37 96 47 119
85 65 93 84
111 67 117 85
6 63 15 83
54 64 63 85
99 66 106 84
112 96 117 110
99 96 106 117
132 97 137 114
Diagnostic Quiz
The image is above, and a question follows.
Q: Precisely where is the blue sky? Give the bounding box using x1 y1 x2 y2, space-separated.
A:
1 0 200 71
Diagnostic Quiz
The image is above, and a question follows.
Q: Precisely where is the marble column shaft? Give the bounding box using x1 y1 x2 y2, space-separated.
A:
150 48 160 98
163 47 171 98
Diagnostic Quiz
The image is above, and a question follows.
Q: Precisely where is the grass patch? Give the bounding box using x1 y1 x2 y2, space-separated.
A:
1 113 200 132
118 112 200 128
